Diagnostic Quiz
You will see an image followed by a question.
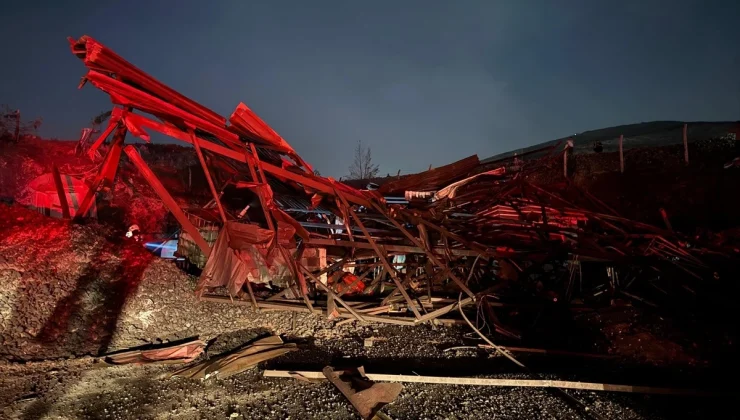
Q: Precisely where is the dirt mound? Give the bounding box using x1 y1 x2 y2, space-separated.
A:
0 205 330 361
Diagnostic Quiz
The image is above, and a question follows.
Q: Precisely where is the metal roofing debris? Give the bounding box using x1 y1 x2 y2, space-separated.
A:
103 339 206 365
378 154 480 195
171 335 296 380
67 34 739 334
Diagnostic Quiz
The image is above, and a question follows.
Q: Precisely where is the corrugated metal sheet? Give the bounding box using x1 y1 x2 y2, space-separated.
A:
256 147 284 165
274 195 334 215
378 155 480 195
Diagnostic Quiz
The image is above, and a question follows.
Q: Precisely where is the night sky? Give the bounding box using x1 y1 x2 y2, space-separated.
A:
1 1 738 177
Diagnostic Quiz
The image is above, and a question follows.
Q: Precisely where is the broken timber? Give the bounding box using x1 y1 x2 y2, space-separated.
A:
263 370 723 396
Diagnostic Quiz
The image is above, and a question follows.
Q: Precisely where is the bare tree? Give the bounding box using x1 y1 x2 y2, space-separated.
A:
347 140 379 180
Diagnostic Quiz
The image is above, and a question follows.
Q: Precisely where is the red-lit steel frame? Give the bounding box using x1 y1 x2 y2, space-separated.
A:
123 145 211 256
67 35 719 327
69 35 461 324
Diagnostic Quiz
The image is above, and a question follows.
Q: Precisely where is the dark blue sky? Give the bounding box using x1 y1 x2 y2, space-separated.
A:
1 1 738 177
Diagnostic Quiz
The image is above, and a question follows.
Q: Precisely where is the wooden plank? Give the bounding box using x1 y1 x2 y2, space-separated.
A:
263 370 719 396
415 297 473 324
123 145 210 256
51 164 71 219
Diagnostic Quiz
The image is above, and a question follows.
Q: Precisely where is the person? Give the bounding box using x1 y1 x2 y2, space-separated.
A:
126 224 142 242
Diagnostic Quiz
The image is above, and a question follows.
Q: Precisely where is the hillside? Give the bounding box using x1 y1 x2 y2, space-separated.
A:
482 120 739 163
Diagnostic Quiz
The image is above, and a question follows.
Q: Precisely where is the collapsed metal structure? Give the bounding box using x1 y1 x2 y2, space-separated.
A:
68 35 728 329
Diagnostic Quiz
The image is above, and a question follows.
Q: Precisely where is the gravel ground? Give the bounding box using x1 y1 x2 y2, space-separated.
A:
1 349 727 420
0 205 730 419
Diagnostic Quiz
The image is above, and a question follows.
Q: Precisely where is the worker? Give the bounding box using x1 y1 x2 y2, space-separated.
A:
125 224 142 242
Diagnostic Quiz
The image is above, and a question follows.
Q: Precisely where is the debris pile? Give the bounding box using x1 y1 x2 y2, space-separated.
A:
103 338 206 365
65 35 739 338
171 335 295 380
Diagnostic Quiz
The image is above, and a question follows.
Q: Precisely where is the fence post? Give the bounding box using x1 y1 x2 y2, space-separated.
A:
619 134 624 173
13 110 20 142
564 139 573 178
683 123 689 165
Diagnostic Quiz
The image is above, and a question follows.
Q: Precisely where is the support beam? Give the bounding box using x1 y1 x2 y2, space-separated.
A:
123 145 210 256
369 202 475 299
100 124 128 187
120 112 370 206
335 190 422 319
75 126 127 220
306 238 481 257
247 143 311 308
659 208 674 233
51 164 71 219
200 294 417 326
300 265 366 323
86 112 120 160
190 129 227 224
409 215 498 258
336 265 375 298
243 279 259 311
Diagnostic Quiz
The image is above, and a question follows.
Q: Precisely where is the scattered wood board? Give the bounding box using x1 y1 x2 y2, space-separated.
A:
263 370 723 396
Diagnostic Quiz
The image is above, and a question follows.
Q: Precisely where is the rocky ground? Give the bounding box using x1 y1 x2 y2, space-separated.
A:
4 360 700 420
0 204 732 419
1 137 738 419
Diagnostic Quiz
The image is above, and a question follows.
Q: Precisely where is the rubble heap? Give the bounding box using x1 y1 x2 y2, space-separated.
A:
65 35 739 333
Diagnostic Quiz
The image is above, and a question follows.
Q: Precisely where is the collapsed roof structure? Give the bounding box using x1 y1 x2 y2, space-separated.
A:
67 35 733 328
